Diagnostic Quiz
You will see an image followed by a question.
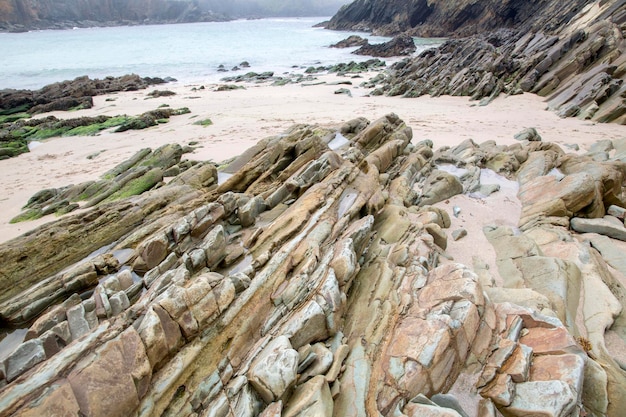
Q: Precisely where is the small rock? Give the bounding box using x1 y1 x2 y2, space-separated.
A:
452 228 468 241
282 375 333 417
299 343 334 382
67 303 90 341
571 216 626 241
506 380 576 416
109 291 131 316
4 339 46 382
431 394 470 417
607 205 626 220
248 336 299 403
514 128 542 142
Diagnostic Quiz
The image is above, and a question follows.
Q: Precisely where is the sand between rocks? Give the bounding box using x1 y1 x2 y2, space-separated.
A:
1 72 625 244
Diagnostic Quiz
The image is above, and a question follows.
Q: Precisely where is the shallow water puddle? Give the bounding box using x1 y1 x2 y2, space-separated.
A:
337 188 358 218
436 163 469 178
217 172 233 185
479 168 519 193
328 132 350 150
0 328 28 363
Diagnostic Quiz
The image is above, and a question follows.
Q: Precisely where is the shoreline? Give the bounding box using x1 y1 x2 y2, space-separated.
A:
1 72 625 244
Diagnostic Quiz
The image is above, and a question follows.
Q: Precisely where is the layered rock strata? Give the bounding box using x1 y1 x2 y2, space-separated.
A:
333 0 625 124
326 0 591 37
0 115 625 416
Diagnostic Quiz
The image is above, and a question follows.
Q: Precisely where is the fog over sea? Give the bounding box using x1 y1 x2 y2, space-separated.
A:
0 17 440 91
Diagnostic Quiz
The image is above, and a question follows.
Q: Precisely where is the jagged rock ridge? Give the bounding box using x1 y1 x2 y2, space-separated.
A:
325 0 592 37
332 0 626 124
1 114 626 416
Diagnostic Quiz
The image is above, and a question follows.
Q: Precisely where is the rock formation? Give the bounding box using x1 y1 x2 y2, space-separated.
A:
326 0 592 38
0 75 176 159
0 0 347 31
329 0 626 124
353 34 417 57
1 114 626 416
0 74 168 116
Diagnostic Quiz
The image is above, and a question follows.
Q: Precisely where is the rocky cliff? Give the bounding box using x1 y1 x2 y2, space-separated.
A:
331 0 626 125
325 0 592 37
1 114 626 416
0 0 227 31
0 0 347 31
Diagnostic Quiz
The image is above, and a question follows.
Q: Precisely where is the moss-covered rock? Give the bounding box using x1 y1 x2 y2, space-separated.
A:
9 208 43 223
106 168 165 201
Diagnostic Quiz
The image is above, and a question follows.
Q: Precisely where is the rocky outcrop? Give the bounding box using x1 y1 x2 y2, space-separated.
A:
0 74 167 116
0 0 228 31
0 0 347 31
330 35 369 48
353 34 417 57
331 34 417 57
9 142 209 223
365 1 626 124
1 115 626 416
326 0 590 37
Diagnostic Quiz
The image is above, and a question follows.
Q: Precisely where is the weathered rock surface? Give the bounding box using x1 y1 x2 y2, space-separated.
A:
0 74 167 115
353 34 417 57
326 0 590 38
0 114 625 417
330 35 369 48
340 0 625 124
0 0 345 31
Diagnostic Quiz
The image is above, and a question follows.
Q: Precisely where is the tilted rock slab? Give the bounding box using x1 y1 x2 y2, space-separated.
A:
0 114 625 416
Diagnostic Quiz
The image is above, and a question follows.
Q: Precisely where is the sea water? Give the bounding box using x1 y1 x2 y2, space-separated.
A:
0 17 442 90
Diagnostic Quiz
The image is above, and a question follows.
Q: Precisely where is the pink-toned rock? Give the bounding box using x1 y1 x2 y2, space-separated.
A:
158 284 199 339
501 344 533 383
137 306 171 368
141 234 169 270
519 326 579 355
13 381 81 417
530 354 585 392
418 263 484 309
119 327 152 399
505 380 576 417
480 373 516 407
68 339 140 417
184 274 219 327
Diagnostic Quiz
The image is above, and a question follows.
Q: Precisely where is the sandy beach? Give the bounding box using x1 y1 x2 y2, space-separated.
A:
1 71 625 243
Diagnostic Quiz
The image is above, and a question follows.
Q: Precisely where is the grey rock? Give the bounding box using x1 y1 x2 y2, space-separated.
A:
299 343 334 382
66 303 90 340
419 169 464 206
238 196 267 227
571 216 626 241
431 394 470 417
452 228 468 241
4 339 46 382
607 205 626 220
109 291 131 316
514 127 542 142
102 275 121 295
248 336 299 403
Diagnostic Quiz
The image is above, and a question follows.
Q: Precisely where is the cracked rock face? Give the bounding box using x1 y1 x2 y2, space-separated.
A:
1 114 626 417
